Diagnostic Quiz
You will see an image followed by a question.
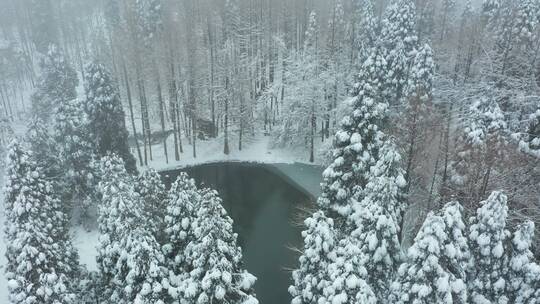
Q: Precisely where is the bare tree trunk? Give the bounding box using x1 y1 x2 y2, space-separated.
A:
207 15 216 138
439 103 453 202
122 61 143 166
183 0 197 158
156 68 169 164
310 101 315 163
168 55 180 161
404 108 419 193
224 76 230 155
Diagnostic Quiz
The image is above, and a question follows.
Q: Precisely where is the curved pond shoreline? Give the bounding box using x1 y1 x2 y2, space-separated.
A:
159 160 324 200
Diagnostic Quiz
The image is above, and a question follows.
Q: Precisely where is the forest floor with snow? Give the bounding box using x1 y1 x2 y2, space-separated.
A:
141 130 329 170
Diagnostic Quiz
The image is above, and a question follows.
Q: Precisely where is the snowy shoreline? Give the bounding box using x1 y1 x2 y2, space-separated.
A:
158 160 324 200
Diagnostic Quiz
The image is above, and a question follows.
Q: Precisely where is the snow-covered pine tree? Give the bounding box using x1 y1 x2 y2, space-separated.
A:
318 44 388 219
289 211 337 304
381 0 418 54
3 140 30 276
494 0 540 77
391 201 469 303
84 61 137 174
324 236 377 304
53 98 94 219
31 44 78 122
467 191 510 304
350 0 378 68
507 220 540 303
113 229 168 304
163 172 202 276
96 155 168 303
518 105 540 158
135 169 167 243
440 202 471 287
25 118 61 178
0 116 14 162
4 142 78 304
381 0 419 103
391 213 465 303
348 140 406 300
181 188 258 304
406 43 435 103
449 97 508 208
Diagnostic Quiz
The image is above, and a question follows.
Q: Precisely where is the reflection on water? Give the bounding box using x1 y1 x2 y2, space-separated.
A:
161 162 313 304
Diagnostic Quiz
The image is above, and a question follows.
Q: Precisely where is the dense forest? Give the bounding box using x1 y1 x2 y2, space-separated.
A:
0 0 539 303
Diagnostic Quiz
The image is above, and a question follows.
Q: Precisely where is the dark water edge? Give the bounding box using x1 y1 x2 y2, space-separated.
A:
160 162 314 304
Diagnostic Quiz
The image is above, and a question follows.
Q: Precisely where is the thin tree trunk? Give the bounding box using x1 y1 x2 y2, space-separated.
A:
310 102 315 163
156 69 169 164
224 78 230 155
168 56 180 160
122 61 143 166
440 103 453 202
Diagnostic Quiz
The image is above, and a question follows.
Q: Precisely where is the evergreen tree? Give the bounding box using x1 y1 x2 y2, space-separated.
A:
348 141 406 299
449 97 508 207
406 43 435 102
518 106 540 158
180 189 258 304
440 202 471 286
112 229 168 304
494 0 539 77
351 0 378 66
96 155 167 303
31 44 78 121
52 98 95 219
391 202 469 304
25 118 61 179
324 236 377 304
318 44 388 219
135 169 167 243
163 172 202 275
507 221 540 303
467 191 510 304
289 211 337 304
4 142 78 304
3 141 31 276
84 61 137 174
381 0 419 103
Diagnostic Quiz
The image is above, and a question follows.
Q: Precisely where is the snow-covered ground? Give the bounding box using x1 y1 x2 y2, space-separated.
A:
143 132 326 198
143 131 327 170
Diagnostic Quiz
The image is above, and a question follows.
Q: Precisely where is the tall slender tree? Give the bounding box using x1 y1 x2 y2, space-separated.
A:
4 141 78 304
84 61 137 174
180 189 258 303
467 191 510 304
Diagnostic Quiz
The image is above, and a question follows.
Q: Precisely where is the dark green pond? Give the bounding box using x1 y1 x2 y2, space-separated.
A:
161 162 313 304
